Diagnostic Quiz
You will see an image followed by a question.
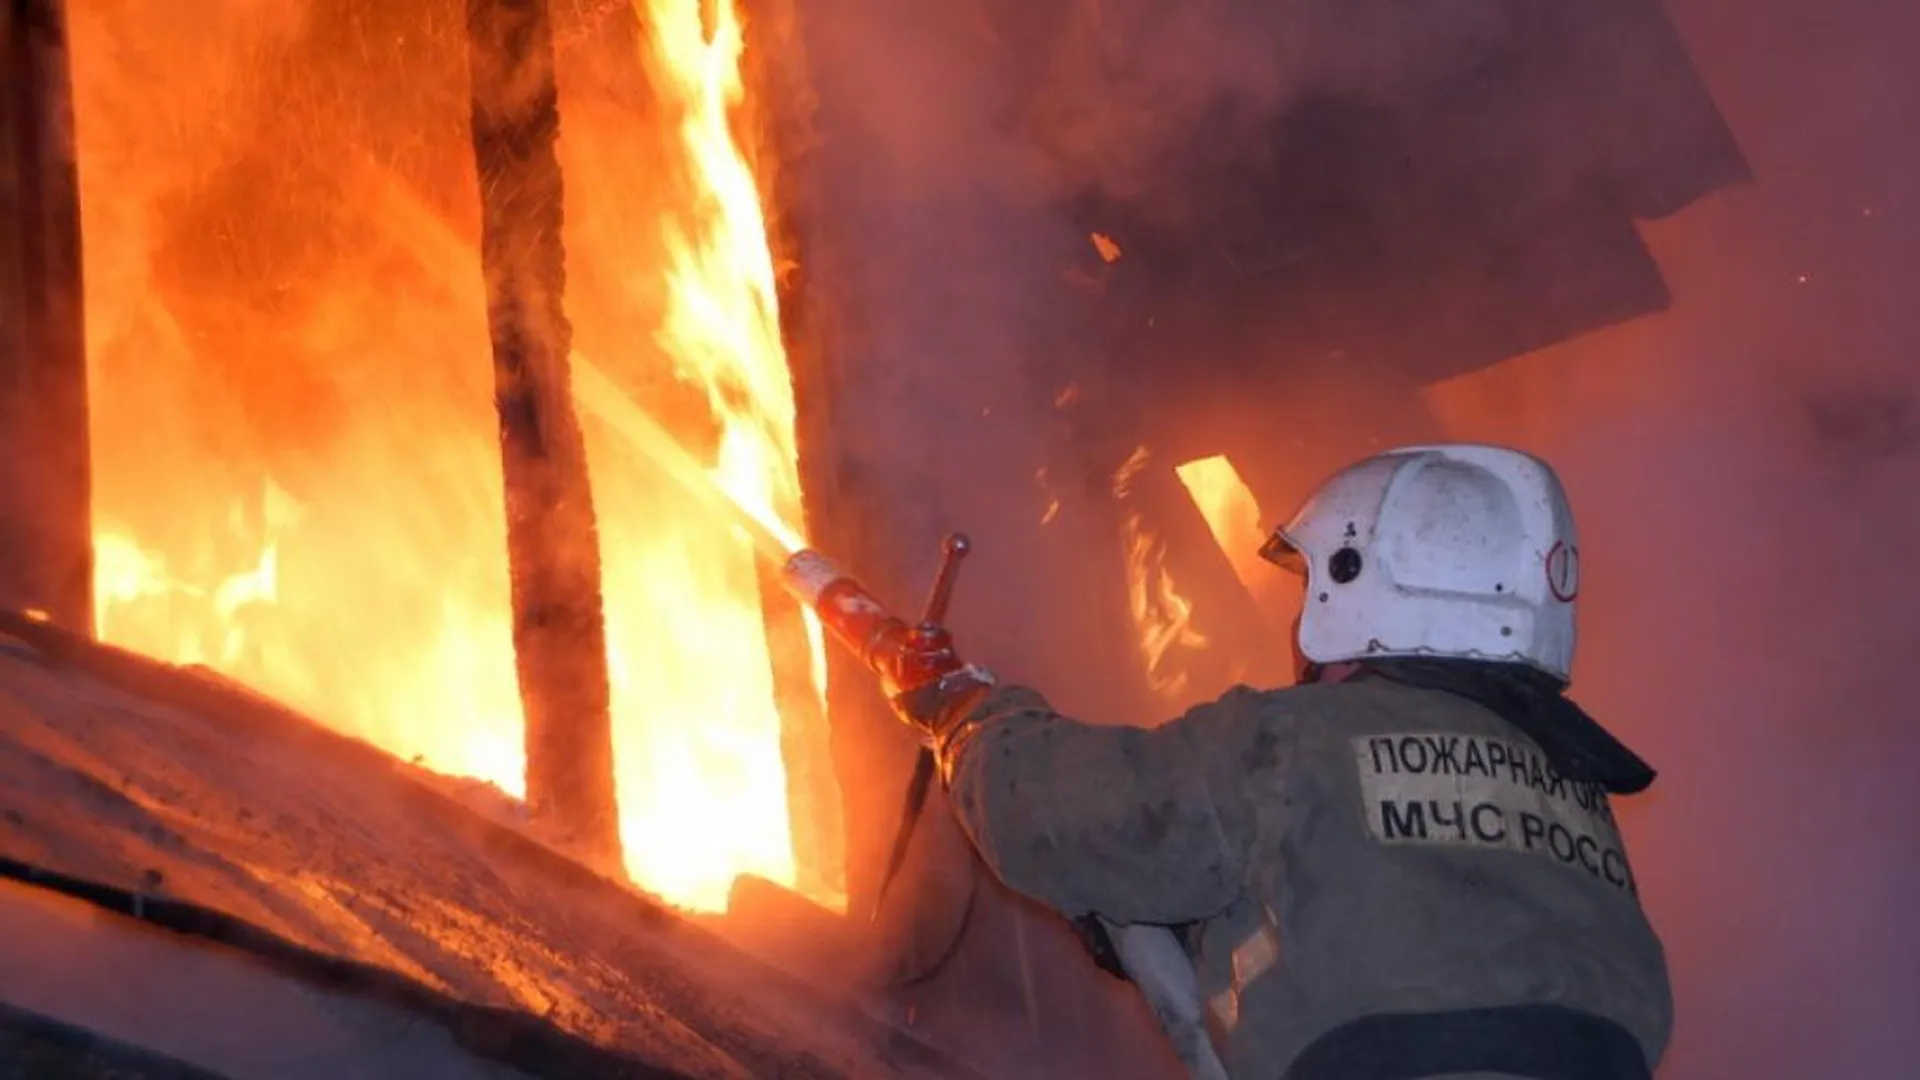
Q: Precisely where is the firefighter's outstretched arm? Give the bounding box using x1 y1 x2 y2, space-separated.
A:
921 683 1263 925
773 537 1260 924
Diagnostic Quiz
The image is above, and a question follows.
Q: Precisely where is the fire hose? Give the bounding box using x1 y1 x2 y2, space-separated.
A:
776 538 1233 1080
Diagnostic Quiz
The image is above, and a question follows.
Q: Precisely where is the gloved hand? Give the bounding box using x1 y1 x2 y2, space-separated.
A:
881 626 996 739
890 662 997 740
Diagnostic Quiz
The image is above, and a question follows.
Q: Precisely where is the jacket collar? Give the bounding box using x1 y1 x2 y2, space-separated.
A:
1346 658 1657 795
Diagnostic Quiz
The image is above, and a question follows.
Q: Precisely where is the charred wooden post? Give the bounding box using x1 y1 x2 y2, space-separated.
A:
0 0 92 635
463 0 621 871
755 557 847 906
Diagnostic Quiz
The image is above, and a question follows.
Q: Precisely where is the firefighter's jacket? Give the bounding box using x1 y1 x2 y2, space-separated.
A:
938 674 1672 1080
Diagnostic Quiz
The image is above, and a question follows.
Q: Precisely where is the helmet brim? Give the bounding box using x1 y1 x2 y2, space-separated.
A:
1257 528 1308 577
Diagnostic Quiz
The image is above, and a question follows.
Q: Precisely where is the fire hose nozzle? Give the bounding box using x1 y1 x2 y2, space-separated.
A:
776 536 974 922
778 536 973 684
779 549 910 676
779 549 853 608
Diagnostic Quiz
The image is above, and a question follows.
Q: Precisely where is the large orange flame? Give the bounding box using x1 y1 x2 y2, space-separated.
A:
599 0 832 911
75 0 835 914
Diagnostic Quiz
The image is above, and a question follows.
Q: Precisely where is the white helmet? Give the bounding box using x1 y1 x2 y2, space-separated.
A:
1259 443 1581 682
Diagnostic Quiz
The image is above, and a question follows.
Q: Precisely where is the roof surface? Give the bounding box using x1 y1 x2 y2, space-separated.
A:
0 611 985 1080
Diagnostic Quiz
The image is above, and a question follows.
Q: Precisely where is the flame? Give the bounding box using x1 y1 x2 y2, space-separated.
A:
1173 455 1269 595
609 0 832 911
1113 447 1208 698
75 1 836 913
94 478 303 671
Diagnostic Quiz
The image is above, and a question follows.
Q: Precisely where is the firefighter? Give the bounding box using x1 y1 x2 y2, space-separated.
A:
886 443 1671 1080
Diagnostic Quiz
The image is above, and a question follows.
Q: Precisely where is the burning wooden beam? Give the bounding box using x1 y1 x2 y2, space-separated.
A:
1138 451 1289 693
462 0 620 871
755 558 847 907
0 0 92 635
738 0 850 911
1110 448 1268 705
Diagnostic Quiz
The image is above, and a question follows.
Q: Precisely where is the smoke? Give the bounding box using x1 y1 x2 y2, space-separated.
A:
789 0 1917 1077
1428 1 1920 1073
781 0 1143 714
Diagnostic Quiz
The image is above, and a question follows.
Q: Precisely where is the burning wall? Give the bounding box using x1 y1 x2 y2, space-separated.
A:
67 0 838 913
55 0 1262 942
